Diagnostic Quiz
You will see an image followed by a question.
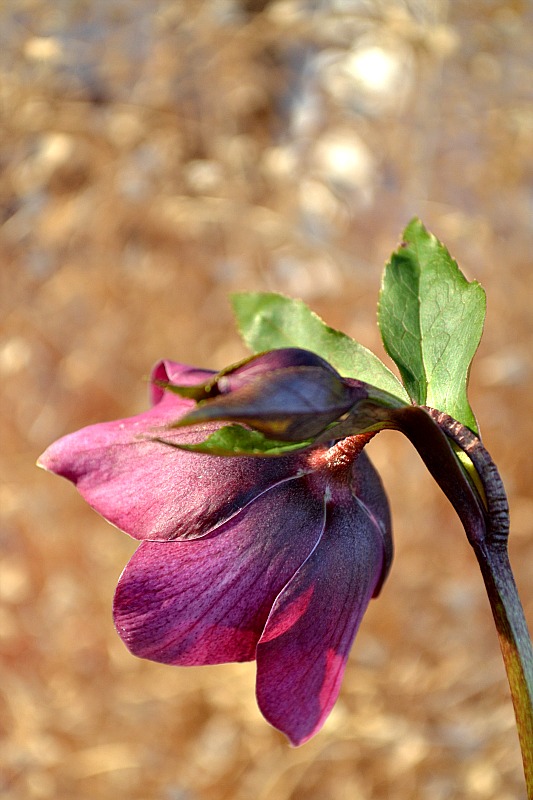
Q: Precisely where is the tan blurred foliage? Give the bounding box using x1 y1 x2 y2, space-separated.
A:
1 1 532 798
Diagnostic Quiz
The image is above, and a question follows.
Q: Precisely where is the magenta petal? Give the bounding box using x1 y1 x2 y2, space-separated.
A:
38 360 308 541
255 499 384 746
113 479 326 665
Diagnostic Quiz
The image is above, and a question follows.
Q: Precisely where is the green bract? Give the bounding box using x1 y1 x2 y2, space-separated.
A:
378 218 486 433
158 425 312 457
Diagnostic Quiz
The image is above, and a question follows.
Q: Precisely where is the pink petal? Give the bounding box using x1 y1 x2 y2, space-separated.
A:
255 497 384 746
38 360 307 541
113 479 326 664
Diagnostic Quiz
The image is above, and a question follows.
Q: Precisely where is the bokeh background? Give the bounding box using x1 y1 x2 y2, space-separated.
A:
1 1 533 798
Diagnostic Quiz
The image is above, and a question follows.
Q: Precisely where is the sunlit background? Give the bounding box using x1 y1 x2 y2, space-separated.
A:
1 1 533 798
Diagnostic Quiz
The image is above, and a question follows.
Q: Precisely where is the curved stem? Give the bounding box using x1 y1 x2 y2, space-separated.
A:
425 410 509 550
425 408 533 798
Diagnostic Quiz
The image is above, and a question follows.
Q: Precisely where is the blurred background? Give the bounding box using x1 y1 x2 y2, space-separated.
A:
1 1 533 798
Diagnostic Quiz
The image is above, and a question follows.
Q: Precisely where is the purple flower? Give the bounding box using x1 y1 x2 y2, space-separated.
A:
38 351 392 745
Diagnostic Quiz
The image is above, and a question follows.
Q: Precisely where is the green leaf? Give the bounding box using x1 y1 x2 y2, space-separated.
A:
231 292 409 402
156 425 312 457
378 218 486 432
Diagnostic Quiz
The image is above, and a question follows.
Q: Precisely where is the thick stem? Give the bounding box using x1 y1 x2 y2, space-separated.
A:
425 409 533 797
476 545 533 796
424 410 509 550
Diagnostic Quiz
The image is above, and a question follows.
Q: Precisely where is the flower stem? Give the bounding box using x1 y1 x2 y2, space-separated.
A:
476 545 533 796
426 409 533 797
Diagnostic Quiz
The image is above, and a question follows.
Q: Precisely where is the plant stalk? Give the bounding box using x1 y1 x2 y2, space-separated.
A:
426 409 533 797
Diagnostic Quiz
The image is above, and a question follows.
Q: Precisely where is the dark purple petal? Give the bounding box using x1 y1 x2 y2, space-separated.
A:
349 451 393 594
113 479 326 664
255 494 385 746
159 349 340 403
165 349 367 444
38 360 307 541
178 368 367 442
218 348 340 393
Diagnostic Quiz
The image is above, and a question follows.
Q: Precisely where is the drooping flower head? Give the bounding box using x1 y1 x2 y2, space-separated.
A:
38 348 392 745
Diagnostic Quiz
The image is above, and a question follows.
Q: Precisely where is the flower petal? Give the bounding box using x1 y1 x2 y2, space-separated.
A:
113 479 326 664
178 367 367 442
256 496 384 746
37 360 307 541
350 452 393 594
161 349 341 403
217 348 341 393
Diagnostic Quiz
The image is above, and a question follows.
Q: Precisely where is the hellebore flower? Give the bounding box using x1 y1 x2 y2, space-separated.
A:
38 349 392 745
